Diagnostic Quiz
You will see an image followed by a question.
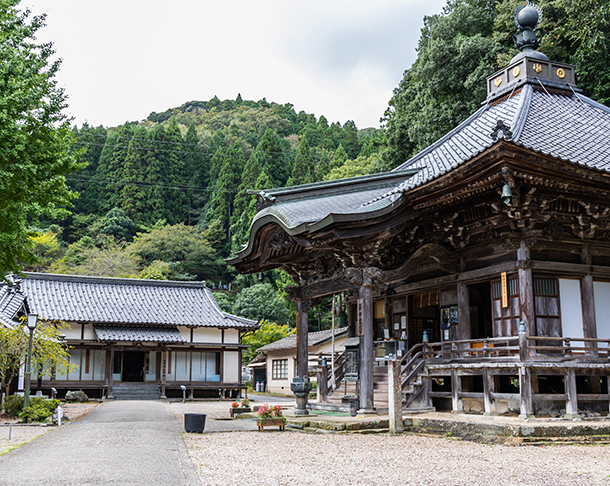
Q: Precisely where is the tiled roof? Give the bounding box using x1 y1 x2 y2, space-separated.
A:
380 85 610 201
257 327 348 352
234 84 610 252
0 285 27 329
244 171 418 237
94 326 186 343
8 273 257 330
253 186 394 232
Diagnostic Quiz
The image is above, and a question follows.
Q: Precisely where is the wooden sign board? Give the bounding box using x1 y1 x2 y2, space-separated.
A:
501 271 508 308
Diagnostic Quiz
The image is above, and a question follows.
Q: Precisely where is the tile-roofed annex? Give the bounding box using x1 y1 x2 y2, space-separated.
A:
14 272 257 330
257 327 348 353
94 326 186 343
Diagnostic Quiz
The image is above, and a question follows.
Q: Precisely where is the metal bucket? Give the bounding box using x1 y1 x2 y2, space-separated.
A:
184 413 206 433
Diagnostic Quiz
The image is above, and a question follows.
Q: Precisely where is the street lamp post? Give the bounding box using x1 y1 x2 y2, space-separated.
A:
24 314 38 409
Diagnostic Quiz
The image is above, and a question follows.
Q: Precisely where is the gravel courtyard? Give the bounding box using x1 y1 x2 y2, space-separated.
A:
184 432 610 486
172 401 610 486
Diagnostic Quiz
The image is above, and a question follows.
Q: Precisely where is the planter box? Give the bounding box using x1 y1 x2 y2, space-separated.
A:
229 407 251 417
257 417 286 431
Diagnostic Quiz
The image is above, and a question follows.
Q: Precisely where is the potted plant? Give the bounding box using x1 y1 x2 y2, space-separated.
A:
256 403 286 431
229 398 252 417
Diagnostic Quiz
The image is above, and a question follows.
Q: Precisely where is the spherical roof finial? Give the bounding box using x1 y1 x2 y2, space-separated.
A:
514 2 543 30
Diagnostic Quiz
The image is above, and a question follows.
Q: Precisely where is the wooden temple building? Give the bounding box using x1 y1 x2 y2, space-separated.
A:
230 5 610 417
0 273 257 400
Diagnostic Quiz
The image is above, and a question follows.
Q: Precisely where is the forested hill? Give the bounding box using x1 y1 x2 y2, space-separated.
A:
30 95 383 320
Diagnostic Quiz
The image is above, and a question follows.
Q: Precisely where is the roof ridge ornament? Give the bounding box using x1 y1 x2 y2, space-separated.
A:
513 2 543 53
490 120 513 142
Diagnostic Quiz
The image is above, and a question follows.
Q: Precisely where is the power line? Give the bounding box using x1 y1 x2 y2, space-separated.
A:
66 175 242 193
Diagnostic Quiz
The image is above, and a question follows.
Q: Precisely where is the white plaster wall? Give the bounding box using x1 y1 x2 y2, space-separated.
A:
559 278 584 338
308 336 348 355
224 329 240 344
62 323 81 340
191 327 222 343
178 327 191 342
594 281 610 340
266 349 295 394
223 351 240 383
83 324 97 340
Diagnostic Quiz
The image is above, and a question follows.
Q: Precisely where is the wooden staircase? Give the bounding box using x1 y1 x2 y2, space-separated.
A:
310 343 435 413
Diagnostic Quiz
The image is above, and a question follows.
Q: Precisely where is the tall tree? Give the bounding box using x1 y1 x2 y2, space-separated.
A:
118 126 148 222
95 124 135 213
287 135 314 186
183 122 209 225
0 1 82 274
206 142 245 240
382 0 503 169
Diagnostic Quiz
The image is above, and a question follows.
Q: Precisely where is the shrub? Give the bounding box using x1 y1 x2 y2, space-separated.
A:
19 398 60 423
3 395 24 417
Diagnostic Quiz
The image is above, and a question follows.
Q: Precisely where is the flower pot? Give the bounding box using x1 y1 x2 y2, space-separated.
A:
256 417 286 431
229 407 251 417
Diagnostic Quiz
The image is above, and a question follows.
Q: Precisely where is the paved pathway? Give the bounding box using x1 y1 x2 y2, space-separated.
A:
0 401 201 486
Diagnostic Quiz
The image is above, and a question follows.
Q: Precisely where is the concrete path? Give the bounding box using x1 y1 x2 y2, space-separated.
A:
0 401 201 486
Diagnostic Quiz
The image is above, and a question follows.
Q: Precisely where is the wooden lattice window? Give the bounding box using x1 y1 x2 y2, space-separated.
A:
534 276 560 337
272 359 288 380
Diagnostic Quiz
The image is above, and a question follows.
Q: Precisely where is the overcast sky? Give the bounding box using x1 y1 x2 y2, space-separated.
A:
25 0 447 129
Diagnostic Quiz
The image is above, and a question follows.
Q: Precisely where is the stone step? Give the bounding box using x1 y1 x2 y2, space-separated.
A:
112 384 161 400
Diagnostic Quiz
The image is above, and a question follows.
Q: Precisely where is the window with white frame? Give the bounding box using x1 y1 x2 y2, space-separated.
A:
272 359 288 380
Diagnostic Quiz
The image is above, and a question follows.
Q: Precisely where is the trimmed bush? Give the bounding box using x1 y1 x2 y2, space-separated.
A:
19 398 60 423
3 395 24 417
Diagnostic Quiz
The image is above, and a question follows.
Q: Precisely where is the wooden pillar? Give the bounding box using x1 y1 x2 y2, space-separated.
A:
347 300 357 337
582 274 598 355
457 281 471 343
359 282 375 412
388 359 403 434
518 241 535 336
296 298 310 378
161 349 167 398
519 365 534 418
482 368 495 415
105 347 114 399
565 369 579 417
318 364 328 403
451 369 462 413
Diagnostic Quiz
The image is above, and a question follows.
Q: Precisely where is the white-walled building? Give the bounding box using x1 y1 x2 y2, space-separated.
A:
1 273 257 399
254 327 348 394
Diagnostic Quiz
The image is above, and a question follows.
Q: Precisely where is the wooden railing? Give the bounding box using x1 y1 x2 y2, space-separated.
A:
309 351 346 402
526 336 610 359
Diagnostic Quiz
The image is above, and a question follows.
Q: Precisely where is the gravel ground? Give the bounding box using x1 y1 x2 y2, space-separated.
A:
184 432 610 486
0 402 99 456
